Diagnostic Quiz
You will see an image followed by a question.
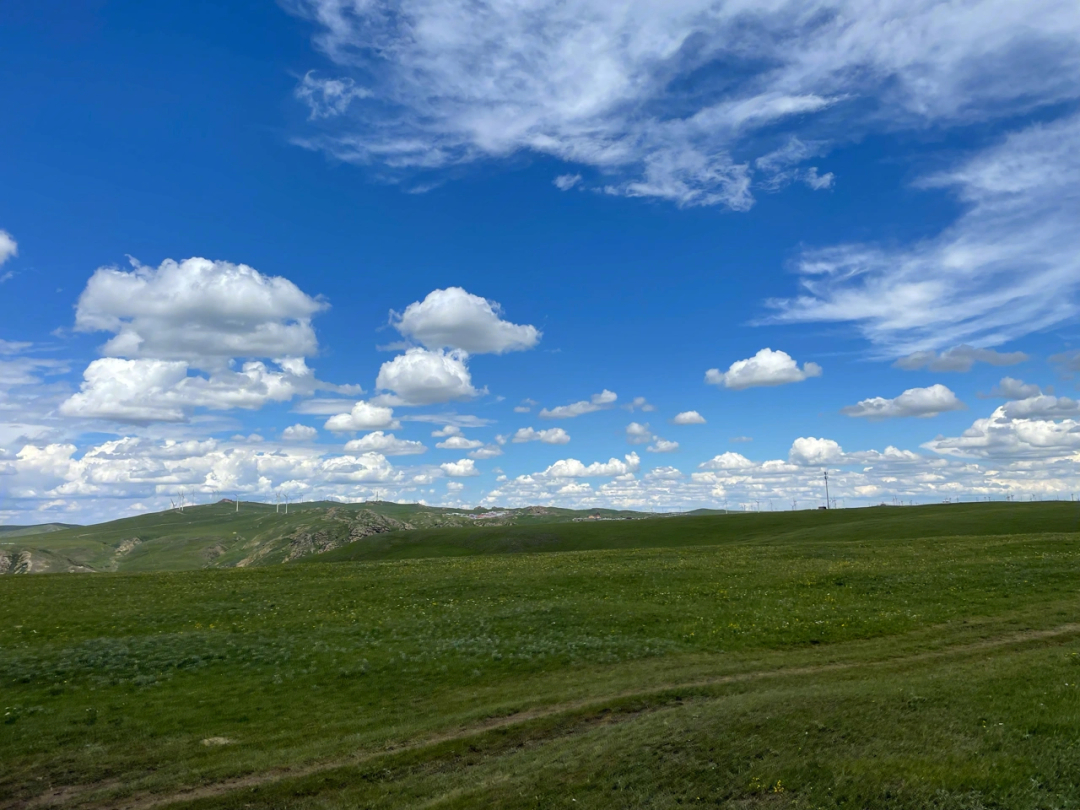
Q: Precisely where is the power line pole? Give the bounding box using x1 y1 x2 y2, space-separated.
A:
823 470 830 510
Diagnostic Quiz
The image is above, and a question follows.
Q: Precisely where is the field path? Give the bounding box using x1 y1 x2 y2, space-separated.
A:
22 622 1080 810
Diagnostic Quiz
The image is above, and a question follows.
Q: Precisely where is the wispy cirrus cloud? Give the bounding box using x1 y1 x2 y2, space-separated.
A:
768 114 1080 354
287 0 1080 208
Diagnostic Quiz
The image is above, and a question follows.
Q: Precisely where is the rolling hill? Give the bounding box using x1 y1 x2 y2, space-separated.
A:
0 500 659 574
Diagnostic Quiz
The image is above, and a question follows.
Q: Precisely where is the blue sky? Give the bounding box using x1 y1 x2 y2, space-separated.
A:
3 0 1080 523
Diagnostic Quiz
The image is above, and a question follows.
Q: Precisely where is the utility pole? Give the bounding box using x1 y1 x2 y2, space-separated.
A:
823 470 830 510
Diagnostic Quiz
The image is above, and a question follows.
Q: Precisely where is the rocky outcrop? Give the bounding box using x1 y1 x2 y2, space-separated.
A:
283 509 410 562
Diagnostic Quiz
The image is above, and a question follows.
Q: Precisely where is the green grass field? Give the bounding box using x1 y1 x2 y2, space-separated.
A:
3 502 1080 808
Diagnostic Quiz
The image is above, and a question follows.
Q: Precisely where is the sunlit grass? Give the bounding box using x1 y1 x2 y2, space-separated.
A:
2 507 1080 807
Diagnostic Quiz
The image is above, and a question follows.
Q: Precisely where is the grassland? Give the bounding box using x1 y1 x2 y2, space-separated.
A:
2 503 1080 808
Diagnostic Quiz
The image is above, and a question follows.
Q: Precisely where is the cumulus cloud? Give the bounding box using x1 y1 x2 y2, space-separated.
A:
625 421 679 452
0 230 16 267
281 424 318 442
769 114 1080 353
671 411 706 425
390 287 539 354
512 427 570 445
539 389 617 419
468 444 504 460
441 458 480 477
648 439 679 453
375 348 482 406
699 452 755 471
60 357 324 423
289 0 1080 210
999 395 1080 420
541 452 641 478
624 396 656 413
344 431 426 456
924 407 1080 460
894 345 1029 372
982 377 1043 400
436 435 484 450
706 349 822 390
295 71 371 120
5 435 408 522
74 257 326 366
841 384 965 419
789 437 844 466
324 400 400 432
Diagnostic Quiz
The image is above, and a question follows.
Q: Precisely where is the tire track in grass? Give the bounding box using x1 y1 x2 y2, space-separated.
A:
21 622 1080 810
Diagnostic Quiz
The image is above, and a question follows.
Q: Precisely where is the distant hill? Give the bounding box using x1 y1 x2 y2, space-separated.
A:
0 523 80 538
4 499 1079 575
0 500 656 574
311 500 1080 564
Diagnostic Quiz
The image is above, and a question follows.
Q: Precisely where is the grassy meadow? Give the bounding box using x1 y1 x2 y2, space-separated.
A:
3 502 1080 808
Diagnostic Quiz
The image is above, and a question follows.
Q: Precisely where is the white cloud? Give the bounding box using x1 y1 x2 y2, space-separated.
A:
554 174 582 191
60 357 323 423
789 437 844 466
292 397 364 415
623 396 656 413
375 348 482 405
468 444 504 460
671 411 706 425
625 422 653 445
446 480 466 492
841 384 965 420
983 377 1043 400
699 452 755 471
512 427 571 445
513 398 538 414
344 431 427 455
436 435 484 450
539 389 617 419
431 425 462 437
441 458 480 477
648 439 679 453
281 424 318 442
324 400 400 432
768 114 1080 354
706 348 822 390
540 452 641 478
924 407 1080 461
0 230 16 266
74 257 326 366
390 287 540 354
894 345 1028 372
290 0 1080 209
730 436 753 443
295 71 371 120
1000 395 1080 420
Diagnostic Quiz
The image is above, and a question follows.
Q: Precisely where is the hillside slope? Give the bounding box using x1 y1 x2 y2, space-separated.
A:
0 500 653 574
313 501 1080 563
